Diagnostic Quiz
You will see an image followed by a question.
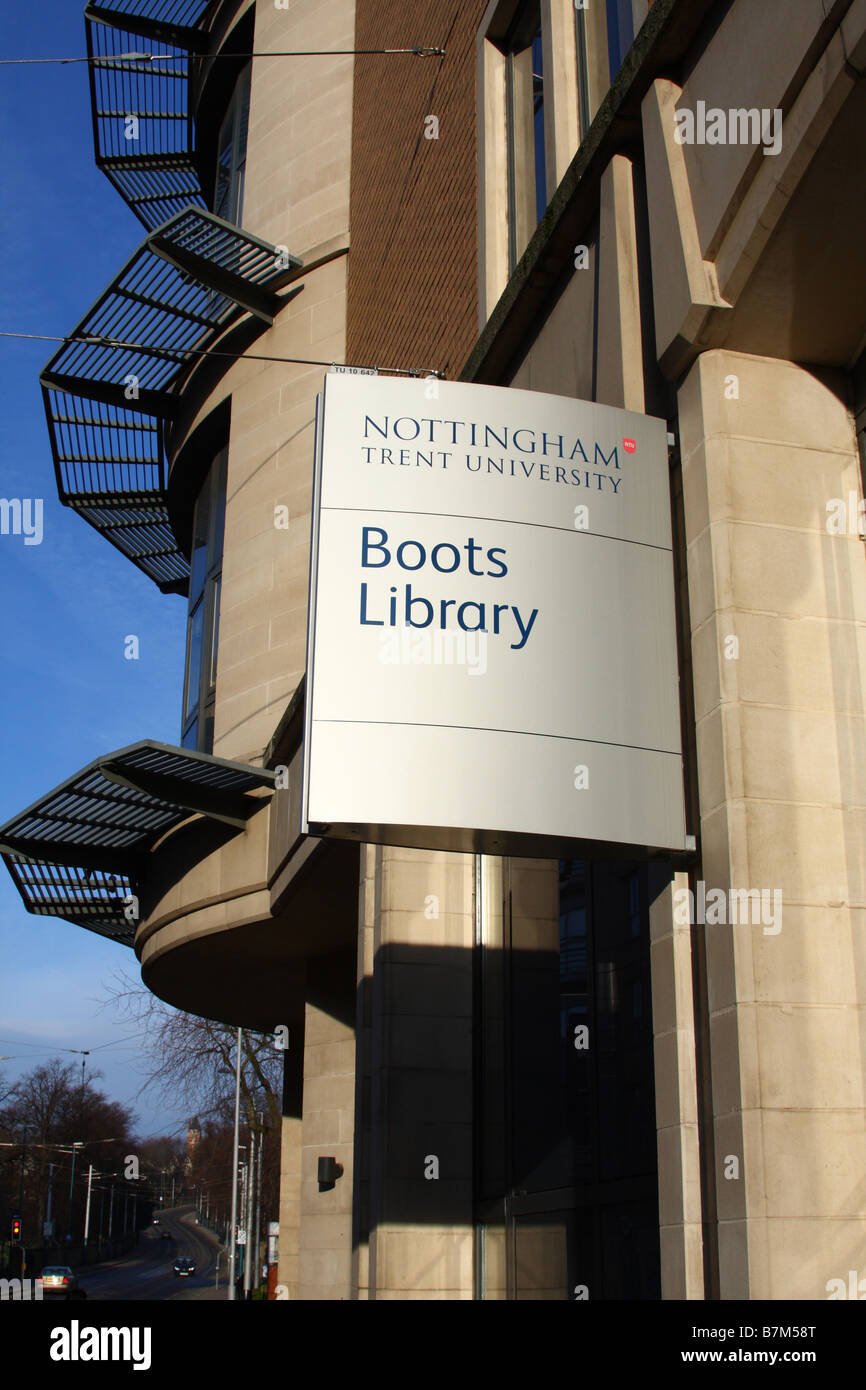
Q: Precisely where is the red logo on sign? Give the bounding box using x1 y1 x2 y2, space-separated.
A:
623 437 636 453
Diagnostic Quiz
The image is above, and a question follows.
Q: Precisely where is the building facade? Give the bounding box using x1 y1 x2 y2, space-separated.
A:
2 0 865 1299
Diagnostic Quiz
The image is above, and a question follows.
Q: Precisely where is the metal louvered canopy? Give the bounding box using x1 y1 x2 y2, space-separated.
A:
41 207 301 593
85 1 217 227
0 741 276 947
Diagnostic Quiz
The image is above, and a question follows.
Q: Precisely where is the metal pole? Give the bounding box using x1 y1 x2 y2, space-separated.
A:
83 1164 94 1245
253 1117 263 1293
66 1145 79 1241
17 1125 27 1218
243 1133 255 1298
45 1163 55 1237
227 1026 243 1300
238 1164 247 1293
246 1157 253 1288
108 1182 114 1239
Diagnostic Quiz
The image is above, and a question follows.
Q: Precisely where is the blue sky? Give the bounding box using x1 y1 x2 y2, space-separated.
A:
0 3 190 1138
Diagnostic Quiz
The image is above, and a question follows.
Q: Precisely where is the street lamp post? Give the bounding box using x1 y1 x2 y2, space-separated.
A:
17 1125 27 1221
45 1163 55 1242
83 1164 94 1247
243 1132 255 1299
65 1142 83 1242
227 1027 243 1301
253 1115 263 1293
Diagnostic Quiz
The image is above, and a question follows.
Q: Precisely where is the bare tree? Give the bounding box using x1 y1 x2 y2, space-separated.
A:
0 1060 138 1241
98 969 283 1133
0 1069 15 1109
97 972 286 1251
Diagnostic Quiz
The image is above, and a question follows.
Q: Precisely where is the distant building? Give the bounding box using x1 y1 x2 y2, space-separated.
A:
185 1118 201 1172
2 0 864 1300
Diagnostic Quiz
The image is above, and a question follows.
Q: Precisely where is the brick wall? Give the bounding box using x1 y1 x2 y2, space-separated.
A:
346 1 488 379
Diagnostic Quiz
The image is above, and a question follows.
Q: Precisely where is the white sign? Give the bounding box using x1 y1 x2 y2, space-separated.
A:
303 375 687 855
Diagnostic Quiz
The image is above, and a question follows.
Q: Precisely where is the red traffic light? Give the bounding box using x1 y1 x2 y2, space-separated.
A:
11 1217 21 1240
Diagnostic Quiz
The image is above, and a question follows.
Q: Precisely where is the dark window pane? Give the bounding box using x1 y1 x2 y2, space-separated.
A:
189 480 211 601
214 66 251 226
181 719 198 750
591 865 656 1180
208 575 221 690
201 708 214 756
211 450 227 564
183 448 227 748
506 1 545 270
600 1201 661 1300
574 7 591 141
214 140 233 222
236 68 250 166
531 33 546 224
184 600 204 720
479 857 662 1299
606 0 634 81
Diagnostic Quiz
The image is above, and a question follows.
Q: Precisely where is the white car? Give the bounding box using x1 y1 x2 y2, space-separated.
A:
39 1266 83 1299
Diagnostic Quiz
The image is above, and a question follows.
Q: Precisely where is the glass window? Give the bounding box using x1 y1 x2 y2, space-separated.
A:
505 1 546 272
574 0 637 143
605 0 635 81
477 856 663 1300
181 448 227 753
215 66 251 226
184 599 204 720
189 484 211 602
574 7 592 142
209 574 221 688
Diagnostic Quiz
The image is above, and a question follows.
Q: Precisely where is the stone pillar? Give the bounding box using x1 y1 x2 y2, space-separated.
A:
597 153 645 413
650 869 705 1299
277 1029 304 1299
360 845 476 1300
678 349 866 1299
298 948 356 1299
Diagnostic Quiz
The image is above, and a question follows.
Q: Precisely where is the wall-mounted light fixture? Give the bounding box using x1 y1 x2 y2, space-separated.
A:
317 1157 343 1191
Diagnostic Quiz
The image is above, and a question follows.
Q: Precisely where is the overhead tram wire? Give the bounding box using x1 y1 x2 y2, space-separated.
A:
0 1035 142 1054
0 331 445 379
0 47 446 66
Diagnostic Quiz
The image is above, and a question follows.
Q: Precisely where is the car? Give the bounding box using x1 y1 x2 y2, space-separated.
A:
160 1231 172 1241
173 1257 196 1278
39 1266 83 1299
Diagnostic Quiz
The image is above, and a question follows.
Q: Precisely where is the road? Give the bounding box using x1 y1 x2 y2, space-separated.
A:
71 1206 228 1302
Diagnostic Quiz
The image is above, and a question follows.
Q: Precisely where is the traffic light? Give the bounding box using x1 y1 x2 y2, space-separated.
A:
11 1216 21 1241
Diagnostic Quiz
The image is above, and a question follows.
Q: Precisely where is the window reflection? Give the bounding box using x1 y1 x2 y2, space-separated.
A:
574 0 637 142
181 448 227 754
478 857 663 1299
505 1 546 271
215 66 251 226
184 600 204 721
605 0 635 81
